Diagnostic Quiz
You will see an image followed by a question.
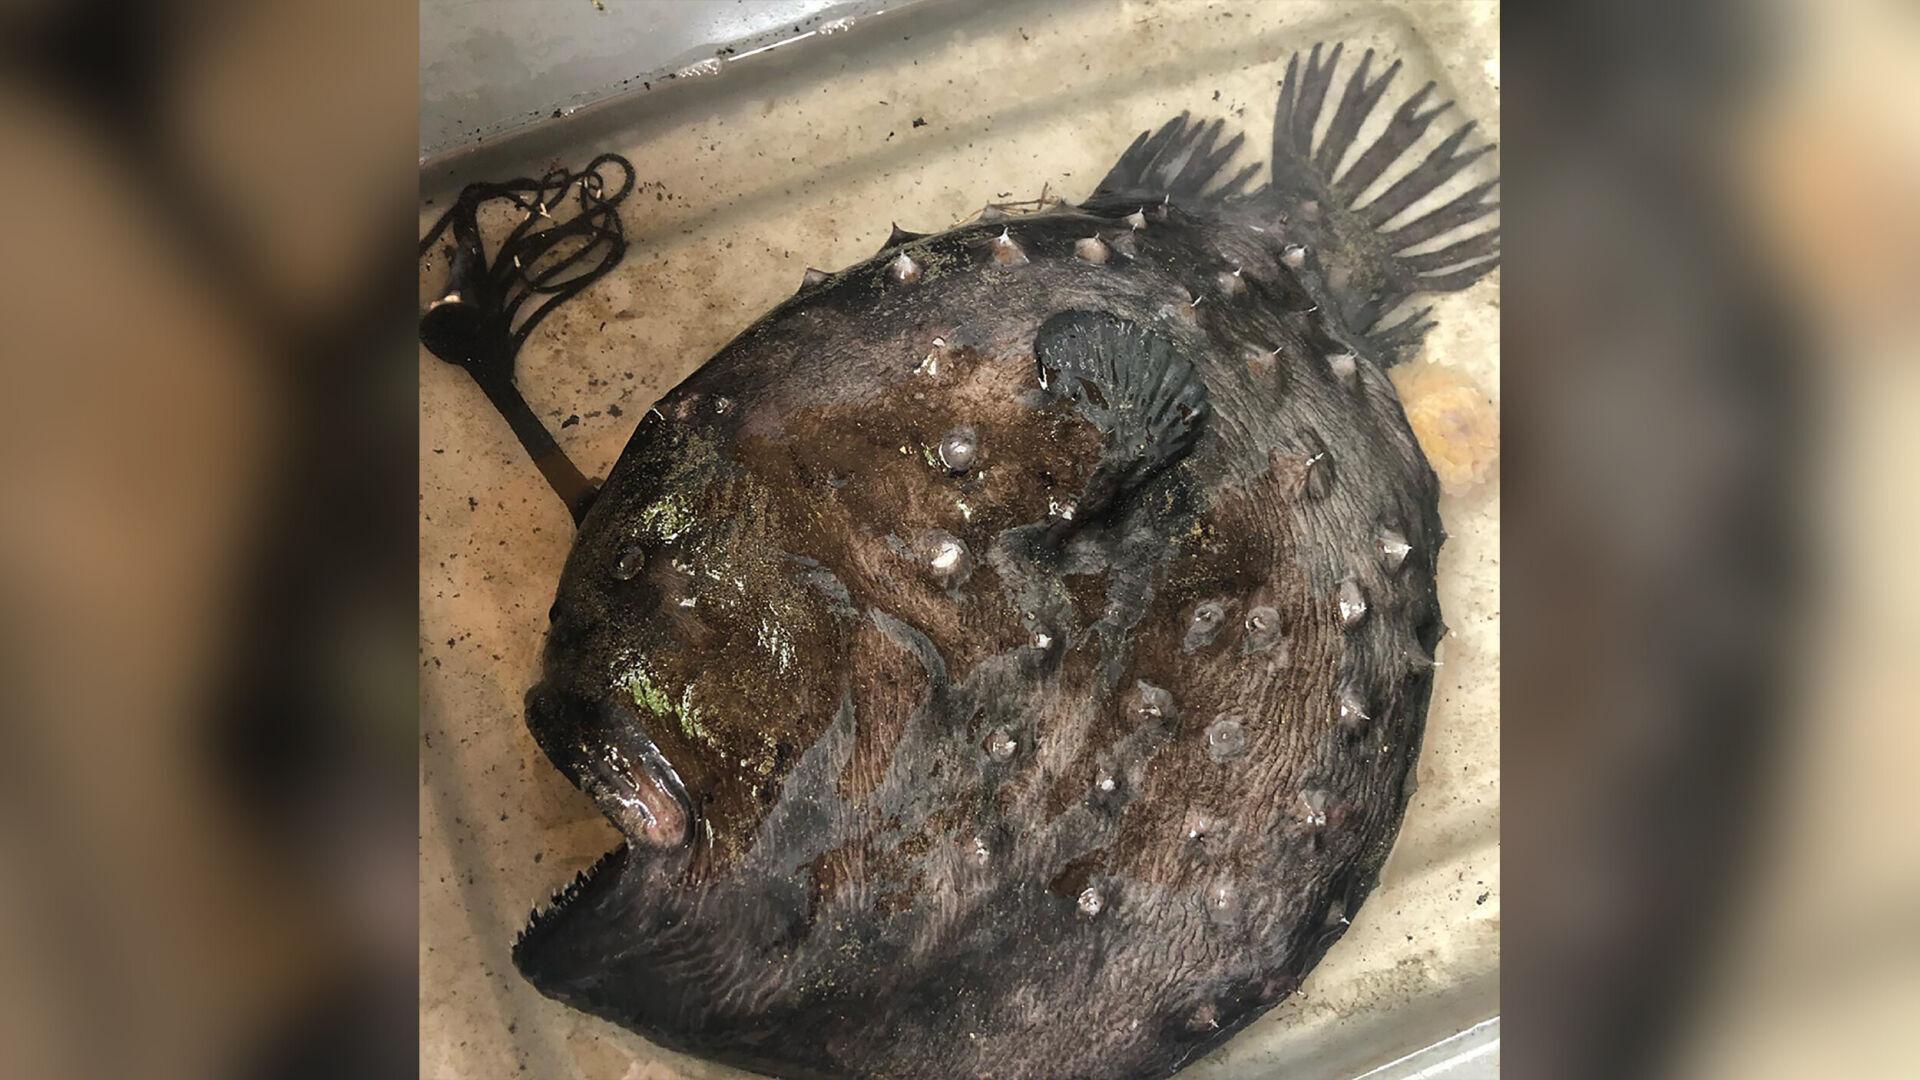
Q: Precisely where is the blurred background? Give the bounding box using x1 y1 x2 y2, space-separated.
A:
0 1 418 1077
0 1 1915 1079
1504 0 1920 1076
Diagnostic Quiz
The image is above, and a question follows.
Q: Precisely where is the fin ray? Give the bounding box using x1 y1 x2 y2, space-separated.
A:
1383 182 1500 249
1094 113 1254 204
1033 311 1211 527
1360 122 1493 228
1288 43 1343 159
1400 230 1501 272
1314 51 1399 180
1331 83 1443 205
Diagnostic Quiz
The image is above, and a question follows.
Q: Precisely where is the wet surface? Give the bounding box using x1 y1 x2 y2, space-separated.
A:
420 2 1497 1077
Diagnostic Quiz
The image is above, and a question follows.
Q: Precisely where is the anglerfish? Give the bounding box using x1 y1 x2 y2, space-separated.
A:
421 43 1497 1080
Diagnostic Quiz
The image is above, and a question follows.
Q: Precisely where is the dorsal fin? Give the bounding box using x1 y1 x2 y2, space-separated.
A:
1033 311 1210 531
1090 113 1259 204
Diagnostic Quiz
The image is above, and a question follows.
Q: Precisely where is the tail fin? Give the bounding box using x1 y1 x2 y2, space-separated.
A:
1087 43 1499 362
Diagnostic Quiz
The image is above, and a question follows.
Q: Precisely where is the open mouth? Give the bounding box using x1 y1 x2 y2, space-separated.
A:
511 840 631 968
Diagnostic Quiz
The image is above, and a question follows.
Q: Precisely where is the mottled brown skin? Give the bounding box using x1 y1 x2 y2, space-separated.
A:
509 44 1489 1080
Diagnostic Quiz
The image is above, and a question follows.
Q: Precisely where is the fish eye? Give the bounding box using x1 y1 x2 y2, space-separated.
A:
612 544 648 580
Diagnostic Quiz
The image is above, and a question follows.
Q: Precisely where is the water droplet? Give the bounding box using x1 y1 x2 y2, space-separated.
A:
1327 351 1359 390
1242 605 1283 653
612 545 648 580
1133 680 1175 722
1300 788 1330 827
923 530 971 585
1077 887 1104 916
1205 717 1247 762
931 540 963 572
1338 579 1368 628
938 426 979 472
1183 601 1227 652
1096 772 1117 793
1378 528 1412 573
1033 631 1053 649
986 727 1017 762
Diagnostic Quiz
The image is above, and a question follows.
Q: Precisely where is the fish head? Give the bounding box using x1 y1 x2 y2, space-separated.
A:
506 307 1113 979
510 400 865 1027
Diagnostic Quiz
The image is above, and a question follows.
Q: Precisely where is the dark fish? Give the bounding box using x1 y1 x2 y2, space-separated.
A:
424 43 1497 1080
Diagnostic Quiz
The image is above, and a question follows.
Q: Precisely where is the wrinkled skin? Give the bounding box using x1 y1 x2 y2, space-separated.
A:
510 45 1486 1080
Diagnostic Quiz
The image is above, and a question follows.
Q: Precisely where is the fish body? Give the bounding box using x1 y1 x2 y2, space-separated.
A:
507 45 1496 1080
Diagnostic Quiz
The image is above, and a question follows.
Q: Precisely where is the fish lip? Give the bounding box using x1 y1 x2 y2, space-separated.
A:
524 681 697 850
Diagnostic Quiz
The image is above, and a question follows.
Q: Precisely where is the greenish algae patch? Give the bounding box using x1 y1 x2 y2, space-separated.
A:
624 668 712 744
676 685 710 742
625 669 673 718
637 492 697 541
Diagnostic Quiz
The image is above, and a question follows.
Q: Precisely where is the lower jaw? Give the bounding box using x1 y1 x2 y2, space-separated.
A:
511 840 631 970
